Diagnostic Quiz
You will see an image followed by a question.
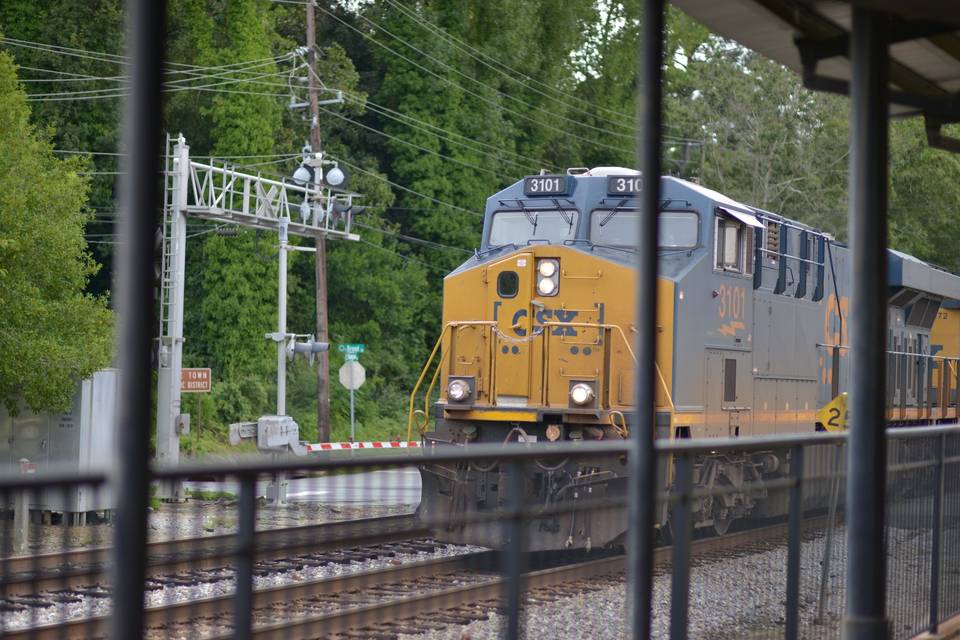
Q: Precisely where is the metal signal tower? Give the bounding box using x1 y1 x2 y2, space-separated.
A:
156 134 360 499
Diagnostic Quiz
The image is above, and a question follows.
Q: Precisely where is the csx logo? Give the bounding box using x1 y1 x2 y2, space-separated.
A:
493 302 580 337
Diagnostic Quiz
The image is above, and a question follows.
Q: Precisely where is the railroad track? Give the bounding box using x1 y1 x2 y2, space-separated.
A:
0 512 427 595
2 518 822 639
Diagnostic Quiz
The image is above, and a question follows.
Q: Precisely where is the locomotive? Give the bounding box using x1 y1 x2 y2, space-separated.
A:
410 167 960 551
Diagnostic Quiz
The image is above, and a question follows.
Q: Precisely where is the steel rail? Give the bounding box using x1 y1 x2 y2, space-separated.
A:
2 551 496 640
0 512 425 594
2 517 824 639
226 519 815 640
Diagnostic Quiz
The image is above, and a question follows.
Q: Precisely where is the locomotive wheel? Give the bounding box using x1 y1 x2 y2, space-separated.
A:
658 520 674 546
712 510 732 535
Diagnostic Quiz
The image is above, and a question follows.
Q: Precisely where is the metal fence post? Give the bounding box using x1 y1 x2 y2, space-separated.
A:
817 443 843 624
929 433 946 632
234 475 257 640
502 461 524 640
786 446 805 640
109 0 167 638
12 460 33 555
843 8 890 639
670 454 693 640
628 0 664 636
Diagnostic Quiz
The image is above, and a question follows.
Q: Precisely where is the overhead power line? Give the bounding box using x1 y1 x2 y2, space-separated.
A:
302 62 556 172
378 0 640 130
358 238 450 274
313 5 632 156
329 156 484 218
343 7 639 145
354 222 473 255
339 90 557 173
316 104 506 179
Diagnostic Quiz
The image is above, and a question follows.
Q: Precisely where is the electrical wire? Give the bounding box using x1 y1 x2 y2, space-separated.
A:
328 156 483 217
1 37 292 74
316 104 506 179
298 62 555 172
357 238 449 274
24 64 293 101
343 7 640 144
354 222 473 255
336 88 557 173
378 0 640 130
313 4 632 156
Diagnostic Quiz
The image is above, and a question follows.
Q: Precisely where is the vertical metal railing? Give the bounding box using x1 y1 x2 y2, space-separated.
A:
670 454 693 640
785 446 805 640
929 432 946 632
234 474 257 640
845 8 890 639
502 462 525 640
110 0 167 637
628 0 664 636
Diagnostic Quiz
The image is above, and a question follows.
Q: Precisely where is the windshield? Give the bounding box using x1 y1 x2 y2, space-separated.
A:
488 209 579 247
589 209 699 248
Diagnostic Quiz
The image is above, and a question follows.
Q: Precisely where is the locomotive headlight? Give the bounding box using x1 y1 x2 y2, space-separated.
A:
447 379 471 402
538 259 558 277
570 383 595 406
536 259 560 296
537 277 557 296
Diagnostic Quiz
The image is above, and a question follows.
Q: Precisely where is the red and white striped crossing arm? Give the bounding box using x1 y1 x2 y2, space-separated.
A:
306 441 421 452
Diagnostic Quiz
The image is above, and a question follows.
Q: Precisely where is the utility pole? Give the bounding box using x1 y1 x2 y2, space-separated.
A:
306 1 331 442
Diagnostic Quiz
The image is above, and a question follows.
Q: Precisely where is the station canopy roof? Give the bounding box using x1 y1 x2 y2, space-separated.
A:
670 0 960 151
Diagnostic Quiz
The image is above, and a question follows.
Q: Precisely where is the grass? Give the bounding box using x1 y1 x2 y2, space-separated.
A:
148 485 162 510
186 489 237 501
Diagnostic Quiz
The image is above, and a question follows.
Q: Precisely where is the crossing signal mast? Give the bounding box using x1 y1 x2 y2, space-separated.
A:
156 134 361 500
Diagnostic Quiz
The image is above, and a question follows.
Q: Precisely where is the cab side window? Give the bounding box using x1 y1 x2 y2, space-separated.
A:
716 217 752 275
497 271 519 298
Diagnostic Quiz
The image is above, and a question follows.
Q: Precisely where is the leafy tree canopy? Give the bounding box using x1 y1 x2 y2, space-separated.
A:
0 50 112 413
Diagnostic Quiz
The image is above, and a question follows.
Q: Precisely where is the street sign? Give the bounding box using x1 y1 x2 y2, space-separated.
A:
339 360 366 441
338 343 365 361
180 368 212 393
339 361 366 390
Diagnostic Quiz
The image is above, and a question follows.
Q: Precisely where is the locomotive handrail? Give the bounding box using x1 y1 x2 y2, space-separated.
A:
408 319 678 440
407 321 497 441
542 321 676 412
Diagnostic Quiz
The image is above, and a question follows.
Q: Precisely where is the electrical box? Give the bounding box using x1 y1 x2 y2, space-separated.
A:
0 369 118 514
257 415 300 451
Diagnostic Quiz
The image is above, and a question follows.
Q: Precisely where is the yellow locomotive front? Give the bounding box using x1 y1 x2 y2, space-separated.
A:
411 169 675 550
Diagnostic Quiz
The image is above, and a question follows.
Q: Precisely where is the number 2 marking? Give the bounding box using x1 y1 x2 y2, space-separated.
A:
827 407 841 429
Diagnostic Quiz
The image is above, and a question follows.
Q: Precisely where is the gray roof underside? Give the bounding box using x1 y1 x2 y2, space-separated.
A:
888 249 960 301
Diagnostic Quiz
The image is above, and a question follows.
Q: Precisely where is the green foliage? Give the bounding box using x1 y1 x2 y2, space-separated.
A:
186 488 237 501
0 50 112 413
0 1 124 298
7 0 960 450
889 119 960 271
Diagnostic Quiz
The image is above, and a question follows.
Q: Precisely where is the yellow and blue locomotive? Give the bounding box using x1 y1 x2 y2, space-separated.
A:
410 167 960 550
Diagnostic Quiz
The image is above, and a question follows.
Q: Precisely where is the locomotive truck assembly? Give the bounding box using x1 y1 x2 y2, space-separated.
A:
410 167 960 551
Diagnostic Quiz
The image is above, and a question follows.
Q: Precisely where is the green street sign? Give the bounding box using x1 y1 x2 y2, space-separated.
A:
338 343 365 361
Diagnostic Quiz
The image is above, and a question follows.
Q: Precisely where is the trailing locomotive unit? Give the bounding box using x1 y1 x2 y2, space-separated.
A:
410 167 960 551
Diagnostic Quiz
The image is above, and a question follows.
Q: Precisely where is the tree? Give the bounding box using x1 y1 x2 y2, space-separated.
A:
0 0 125 298
0 50 112 413
665 36 849 236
